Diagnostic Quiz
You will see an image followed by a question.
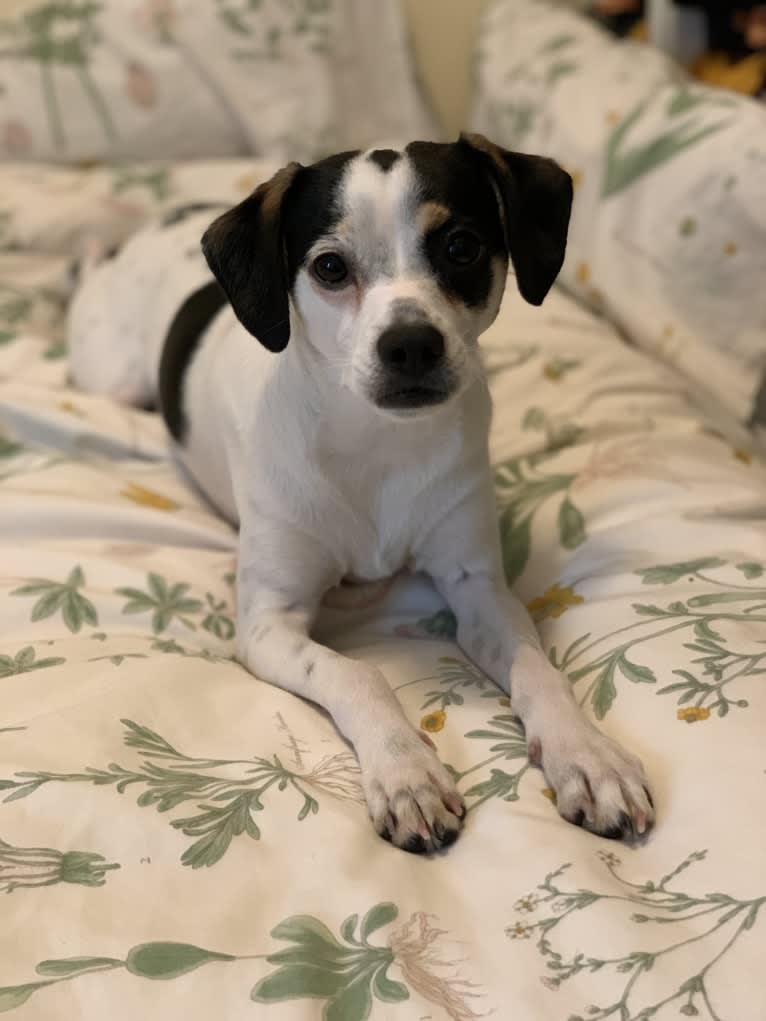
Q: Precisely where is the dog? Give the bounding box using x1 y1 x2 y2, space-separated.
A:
69 134 654 853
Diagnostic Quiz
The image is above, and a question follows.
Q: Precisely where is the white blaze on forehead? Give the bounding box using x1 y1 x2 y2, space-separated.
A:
336 153 426 283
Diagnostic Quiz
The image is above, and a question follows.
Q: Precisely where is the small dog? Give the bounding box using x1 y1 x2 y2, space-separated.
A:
69 134 654 853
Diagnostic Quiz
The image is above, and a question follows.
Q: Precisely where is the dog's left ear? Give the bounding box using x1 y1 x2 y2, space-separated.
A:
459 132 573 306
201 162 302 352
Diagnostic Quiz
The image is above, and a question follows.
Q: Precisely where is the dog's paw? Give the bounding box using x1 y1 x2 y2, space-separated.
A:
532 725 654 843
360 729 465 853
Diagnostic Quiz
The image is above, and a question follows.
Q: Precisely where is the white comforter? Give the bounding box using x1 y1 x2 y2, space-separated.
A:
1 159 765 1021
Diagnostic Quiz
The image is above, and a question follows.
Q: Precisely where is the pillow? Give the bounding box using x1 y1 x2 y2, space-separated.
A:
471 0 766 430
0 0 435 164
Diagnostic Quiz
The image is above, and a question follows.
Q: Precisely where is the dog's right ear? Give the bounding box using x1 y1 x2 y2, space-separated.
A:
459 133 572 307
201 162 302 352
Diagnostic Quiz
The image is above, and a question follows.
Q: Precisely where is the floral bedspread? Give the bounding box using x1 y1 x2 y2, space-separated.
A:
1 160 765 1021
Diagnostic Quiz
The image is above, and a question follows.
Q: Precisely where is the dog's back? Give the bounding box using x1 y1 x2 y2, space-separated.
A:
68 204 225 408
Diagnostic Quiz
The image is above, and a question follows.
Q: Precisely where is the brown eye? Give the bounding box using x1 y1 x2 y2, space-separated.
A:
312 252 348 286
446 231 482 265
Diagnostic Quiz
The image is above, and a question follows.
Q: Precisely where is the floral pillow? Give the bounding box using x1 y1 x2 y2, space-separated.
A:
0 0 434 164
472 0 766 434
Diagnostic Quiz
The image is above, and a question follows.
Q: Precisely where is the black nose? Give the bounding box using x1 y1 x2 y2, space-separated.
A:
377 324 445 379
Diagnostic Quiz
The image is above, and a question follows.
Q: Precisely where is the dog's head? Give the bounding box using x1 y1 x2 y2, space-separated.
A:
202 134 572 416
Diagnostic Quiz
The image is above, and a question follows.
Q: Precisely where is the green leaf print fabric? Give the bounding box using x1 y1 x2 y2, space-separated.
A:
1 155 765 1019
472 0 766 434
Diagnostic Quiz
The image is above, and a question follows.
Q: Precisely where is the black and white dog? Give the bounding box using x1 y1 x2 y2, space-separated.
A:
69 134 654 853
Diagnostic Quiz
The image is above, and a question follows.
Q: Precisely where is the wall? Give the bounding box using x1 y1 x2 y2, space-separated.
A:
402 0 488 138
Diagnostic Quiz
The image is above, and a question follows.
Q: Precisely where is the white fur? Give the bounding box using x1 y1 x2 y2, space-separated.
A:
69 151 654 851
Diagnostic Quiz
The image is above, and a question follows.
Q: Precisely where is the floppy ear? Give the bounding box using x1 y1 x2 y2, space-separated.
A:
201 162 302 351
459 132 573 306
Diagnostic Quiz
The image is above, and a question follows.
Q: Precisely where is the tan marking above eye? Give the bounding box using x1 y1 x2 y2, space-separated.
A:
416 200 451 235
330 217 354 243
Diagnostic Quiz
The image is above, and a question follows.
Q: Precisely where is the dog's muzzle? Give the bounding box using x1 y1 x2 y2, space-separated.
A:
373 323 453 410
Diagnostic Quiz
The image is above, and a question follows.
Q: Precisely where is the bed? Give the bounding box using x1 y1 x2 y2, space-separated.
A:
2 2 765 1019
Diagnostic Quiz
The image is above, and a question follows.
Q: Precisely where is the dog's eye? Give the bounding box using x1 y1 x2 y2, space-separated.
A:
312 252 348 286
445 231 482 266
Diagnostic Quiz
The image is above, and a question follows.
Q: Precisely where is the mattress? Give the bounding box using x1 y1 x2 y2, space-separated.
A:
1 160 765 1021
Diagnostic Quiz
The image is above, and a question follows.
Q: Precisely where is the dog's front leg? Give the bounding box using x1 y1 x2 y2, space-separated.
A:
425 548 654 841
237 561 465 853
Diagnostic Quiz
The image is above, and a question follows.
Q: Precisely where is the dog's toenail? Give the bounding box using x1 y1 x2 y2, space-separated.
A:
445 794 465 818
439 827 459 849
401 833 429 854
601 811 634 841
618 810 634 838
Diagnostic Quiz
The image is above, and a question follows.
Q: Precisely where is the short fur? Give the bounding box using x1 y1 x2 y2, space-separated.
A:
68 135 654 853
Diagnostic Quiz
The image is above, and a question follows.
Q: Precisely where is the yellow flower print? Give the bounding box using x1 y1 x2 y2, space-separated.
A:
543 356 580 382
121 482 180 511
506 922 534 940
514 895 538 913
58 399 86 417
541 787 556 802
420 709 446 734
677 706 711 723
527 584 584 622
575 260 590 284
723 241 738 256
733 448 752 465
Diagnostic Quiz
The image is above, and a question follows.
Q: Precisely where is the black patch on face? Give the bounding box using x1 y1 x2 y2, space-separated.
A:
406 138 572 309
161 202 227 228
281 150 359 286
158 280 227 441
201 153 358 352
367 148 401 172
406 141 507 308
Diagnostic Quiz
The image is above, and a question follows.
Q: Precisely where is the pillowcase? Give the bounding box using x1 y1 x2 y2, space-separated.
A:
0 0 435 164
471 0 766 429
